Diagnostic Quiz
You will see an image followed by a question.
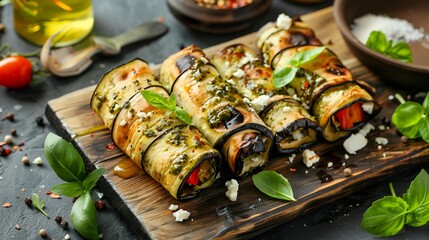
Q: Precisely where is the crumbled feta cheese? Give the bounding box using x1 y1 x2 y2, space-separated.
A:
226 79 235 85
243 97 251 105
109 114 115 120
251 156 260 162
302 102 310 110
378 125 386 131
240 56 250 66
358 123 375 137
377 145 382 150
276 13 292 30
344 154 349 160
375 137 388 145
173 209 190 222
64 234 70 240
388 95 394 100
137 111 147 119
113 103 121 112
383 153 387 158
232 69 245 78
127 111 133 120
251 95 271 112
343 133 368 154
288 153 296 163
119 119 127 127
327 162 333 168
292 94 301 101
169 204 179 211
362 102 374 114
415 92 426 98
302 149 320 168
225 179 239 201
246 80 257 90
33 157 43 166
292 129 304 141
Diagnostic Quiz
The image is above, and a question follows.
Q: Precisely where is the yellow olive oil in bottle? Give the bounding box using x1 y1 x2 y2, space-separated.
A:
13 0 94 46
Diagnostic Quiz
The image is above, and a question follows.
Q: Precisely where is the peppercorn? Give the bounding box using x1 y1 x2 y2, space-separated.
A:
24 197 33 206
94 200 106 210
39 228 47 238
54 216 62 224
4 112 14 121
4 135 13 144
22 156 30 165
10 129 17 136
400 135 408 143
60 220 69 229
35 117 45 127
343 168 352 177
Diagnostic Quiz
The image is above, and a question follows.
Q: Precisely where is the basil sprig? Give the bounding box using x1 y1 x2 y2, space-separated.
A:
273 46 326 88
361 169 429 236
141 90 192 125
44 133 105 240
392 92 429 143
252 171 296 201
365 31 412 63
32 193 49 218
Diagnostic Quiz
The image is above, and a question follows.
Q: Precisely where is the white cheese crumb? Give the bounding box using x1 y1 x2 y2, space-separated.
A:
226 79 235 85
64 234 70 240
243 97 251 105
276 13 292 30
137 111 147 119
127 111 133 120
119 119 127 127
113 103 121 112
109 114 115 120
251 95 271 112
343 133 368 154
173 209 190 222
292 94 301 101
240 56 250 66
358 123 375 137
288 153 296 163
33 157 43 166
302 102 310 110
415 92 427 98
362 102 374 114
327 162 333 168
378 125 386 131
225 179 239 201
4 135 13 144
302 149 320 168
377 145 382 150
305 170 308 174
388 95 395 100
232 69 245 78
344 154 349 160
375 137 388 145
383 153 387 158
169 204 179 211
292 129 304 141
246 80 257 90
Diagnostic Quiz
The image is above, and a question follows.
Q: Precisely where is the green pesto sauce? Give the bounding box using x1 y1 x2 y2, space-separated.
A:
208 106 233 128
167 129 188 146
170 154 188 175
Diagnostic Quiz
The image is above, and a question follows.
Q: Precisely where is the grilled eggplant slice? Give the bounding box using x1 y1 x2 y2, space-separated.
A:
93 59 221 200
212 44 321 154
90 59 159 129
257 17 380 142
160 45 273 177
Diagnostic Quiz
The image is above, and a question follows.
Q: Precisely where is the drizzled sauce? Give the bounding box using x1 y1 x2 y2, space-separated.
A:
113 158 142 179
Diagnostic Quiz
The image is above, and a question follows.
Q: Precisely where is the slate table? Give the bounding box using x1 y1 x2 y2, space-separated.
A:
1 0 428 239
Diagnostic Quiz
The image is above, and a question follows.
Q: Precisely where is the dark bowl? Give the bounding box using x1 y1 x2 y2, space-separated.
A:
167 0 272 34
333 0 429 89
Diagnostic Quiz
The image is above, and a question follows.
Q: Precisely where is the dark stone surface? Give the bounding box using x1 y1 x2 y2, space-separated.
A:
0 0 428 239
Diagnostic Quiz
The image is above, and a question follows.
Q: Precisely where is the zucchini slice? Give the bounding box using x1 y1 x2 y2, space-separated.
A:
212 44 321 154
160 45 273 177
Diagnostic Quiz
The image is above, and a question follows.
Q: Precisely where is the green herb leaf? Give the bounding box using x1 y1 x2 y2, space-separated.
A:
288 46 326 66
174 107 192 125
402 169 429 227
422 92 429 113
71 191 100 240
32 193 49 218
44 133 86 183
418 118 429 143
397 124 421 139
361 196 408 236
82 168 106 192
168 93 177 109
366 31 413 63
252 171 295 201
141 90 170 110
392 102 424 128
51 182 85 198
273 67 299 88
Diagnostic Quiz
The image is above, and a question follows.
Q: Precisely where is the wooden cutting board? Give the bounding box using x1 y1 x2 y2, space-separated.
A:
45 7 429 240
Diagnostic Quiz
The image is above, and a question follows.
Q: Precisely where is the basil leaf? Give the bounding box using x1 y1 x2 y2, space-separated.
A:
52 182 85 198
422 92 429 113
289 46 326 66
397 124 421 139
44 133 86 183
82 168 106 192
402 169 429 227
392 102 424 128
386 41 412 63
32 193 49 218
174 107 192 125
366 31 390 53
418 118 429 143
71 191 100 240
141 90 170 110
273 67 299 88
361 196 408 236
252 171 295 201
168 93 176 109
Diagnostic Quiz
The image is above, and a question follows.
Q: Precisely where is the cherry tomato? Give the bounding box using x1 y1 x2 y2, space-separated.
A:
0 56 33 89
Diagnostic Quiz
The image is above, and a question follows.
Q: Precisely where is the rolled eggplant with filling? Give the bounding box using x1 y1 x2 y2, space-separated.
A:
160 45 273 177
93 59 221 200
91 58 159 129
257 15 380 142
212 43 321 154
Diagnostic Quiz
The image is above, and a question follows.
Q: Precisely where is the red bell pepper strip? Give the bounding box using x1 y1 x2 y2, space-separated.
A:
186 166 200 186
335 102 364 129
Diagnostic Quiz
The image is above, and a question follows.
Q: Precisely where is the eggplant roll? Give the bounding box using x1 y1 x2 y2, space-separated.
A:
90 58 159 129
160 45 273 177
212 43 321 154
93 59 221 200
257 17 380 142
